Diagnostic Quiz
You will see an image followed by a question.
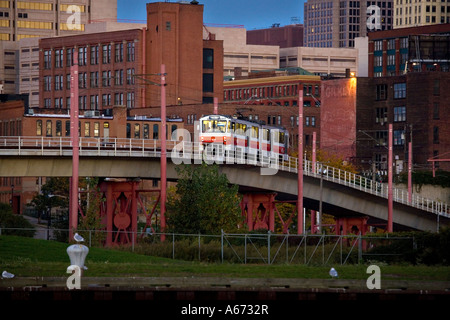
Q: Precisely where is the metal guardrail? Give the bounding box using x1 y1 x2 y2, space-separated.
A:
0 136 449 218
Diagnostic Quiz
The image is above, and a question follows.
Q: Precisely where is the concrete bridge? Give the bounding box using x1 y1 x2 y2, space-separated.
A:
0 136 449 232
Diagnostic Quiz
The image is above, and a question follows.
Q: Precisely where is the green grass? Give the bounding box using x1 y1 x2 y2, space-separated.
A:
1 235 450 281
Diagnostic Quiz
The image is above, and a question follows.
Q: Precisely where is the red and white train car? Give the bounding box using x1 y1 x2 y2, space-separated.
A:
199 115 289 162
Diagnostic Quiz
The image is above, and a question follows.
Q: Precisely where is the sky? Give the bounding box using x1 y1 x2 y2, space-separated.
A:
117 0 306 30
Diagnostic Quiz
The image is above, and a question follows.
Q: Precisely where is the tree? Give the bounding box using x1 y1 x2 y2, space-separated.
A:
166 163 244 235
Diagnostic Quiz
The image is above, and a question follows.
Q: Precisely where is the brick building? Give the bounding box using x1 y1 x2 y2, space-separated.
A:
38 1 224 110
39 28 144 111
145 1 223 106
246 24 304 48
356 72 450 172
368 23 450 77
221 70 322 150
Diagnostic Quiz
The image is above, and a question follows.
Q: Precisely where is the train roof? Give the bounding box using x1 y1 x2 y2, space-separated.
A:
200 114 287 132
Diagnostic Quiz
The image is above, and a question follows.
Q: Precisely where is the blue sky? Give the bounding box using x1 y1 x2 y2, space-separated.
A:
117 0 305 30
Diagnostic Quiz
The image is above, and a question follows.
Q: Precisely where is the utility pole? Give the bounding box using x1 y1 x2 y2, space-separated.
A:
297 90 304 234
69 50 79 241
160 64 167 241
388 123 393 232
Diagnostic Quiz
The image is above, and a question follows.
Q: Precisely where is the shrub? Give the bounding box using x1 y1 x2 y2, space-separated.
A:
0 203 35 238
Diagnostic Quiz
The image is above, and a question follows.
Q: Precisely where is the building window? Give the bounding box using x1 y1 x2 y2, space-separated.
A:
115 43 124 62
433 126 439 144
65 121 70 137
376 84 387 100
56 121 62 137
394 106 406 122
36 120 42 136
394 130 405 146
66 48 74 67
143 124 149 139
393 83 406 99
46 120 52 137
90 45 99 65
127 42 135 62
84 122 90 137
203 73 214 92
203 49 214 69
153 124 159 139
103 44 111 64
94 122 100 137
374 40 383 51
134 124 140 138
55 49 63 68
127 92 135 108
44 50 52 69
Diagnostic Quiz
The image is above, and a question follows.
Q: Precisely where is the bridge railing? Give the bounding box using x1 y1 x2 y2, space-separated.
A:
0 136 448 218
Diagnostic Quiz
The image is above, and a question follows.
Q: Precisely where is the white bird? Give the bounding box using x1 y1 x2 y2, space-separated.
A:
2 270 15 279
329 267 338 278
74 233 85 243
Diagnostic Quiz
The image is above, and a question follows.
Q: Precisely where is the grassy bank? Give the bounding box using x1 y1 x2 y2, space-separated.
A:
1 235 449 281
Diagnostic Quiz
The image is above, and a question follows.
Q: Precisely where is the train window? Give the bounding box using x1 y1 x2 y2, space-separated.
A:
36 120 42 136
234 123 247 135
143 124 149 139
153 124 159 139
56 121 62 137
84 122 90 137
279 132 285 144
251 126 259 138
262 129 270 141
134 123 140 138
202 120 227 133
46 120 52 137
94 122 100 137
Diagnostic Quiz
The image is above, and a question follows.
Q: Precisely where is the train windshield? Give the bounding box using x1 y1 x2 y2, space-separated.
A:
202 120 228 133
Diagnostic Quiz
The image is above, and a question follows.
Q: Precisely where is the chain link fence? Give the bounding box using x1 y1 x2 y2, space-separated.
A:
0 226 415 265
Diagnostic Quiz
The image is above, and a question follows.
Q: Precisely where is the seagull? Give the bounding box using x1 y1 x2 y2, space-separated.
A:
74 233 85 243
329 267 338 279
2 270 15 279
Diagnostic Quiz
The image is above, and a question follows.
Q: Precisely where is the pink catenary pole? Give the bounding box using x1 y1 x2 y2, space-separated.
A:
387 123 393 232
160 64 167 241
213 97 218 115
69 50 79 241
297 90 304 234
408 141 412 203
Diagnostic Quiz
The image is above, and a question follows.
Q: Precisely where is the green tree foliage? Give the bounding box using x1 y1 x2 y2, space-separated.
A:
0 203 35 237
167 163 244 235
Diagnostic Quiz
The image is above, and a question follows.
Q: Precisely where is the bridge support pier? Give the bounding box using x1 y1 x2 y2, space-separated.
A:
240 193 276 232
97 180 159 247
335 216 369 236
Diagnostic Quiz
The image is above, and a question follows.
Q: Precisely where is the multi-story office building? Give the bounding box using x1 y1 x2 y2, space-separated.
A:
394 0 450 28
280 46 358 77
204 25 279 80
0 0 117 95
0 0 117 41
304 0 393 48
